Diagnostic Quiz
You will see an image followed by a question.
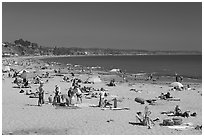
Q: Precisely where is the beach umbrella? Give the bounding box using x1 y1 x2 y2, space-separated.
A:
86 76 102 83
170 82 183 88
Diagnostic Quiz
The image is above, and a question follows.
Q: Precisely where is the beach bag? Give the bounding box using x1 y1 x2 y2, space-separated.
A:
172 118 182 125
135 97 145 104
163 119 174 126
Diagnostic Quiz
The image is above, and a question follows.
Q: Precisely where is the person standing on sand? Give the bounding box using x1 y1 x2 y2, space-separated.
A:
135 106 155 129
68 87 74 105
175 73 183 82
75 86 82 103
99 90 106 107
52 85 61 106
37 82 45 106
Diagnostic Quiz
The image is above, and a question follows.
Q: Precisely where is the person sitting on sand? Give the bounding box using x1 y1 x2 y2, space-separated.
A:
135 106 156 129
148 73 153 80
159 92 173 100
186 84 191 90
159 93 166 100
33 75 40 84
164 92 172 99
174 105 183 116
52 85 61 106
174 105 191 117
23 80 29 88
37 82 45 106
108 79 116 86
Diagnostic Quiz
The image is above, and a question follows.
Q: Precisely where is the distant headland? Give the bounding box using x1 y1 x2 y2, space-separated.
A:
2 39 201 57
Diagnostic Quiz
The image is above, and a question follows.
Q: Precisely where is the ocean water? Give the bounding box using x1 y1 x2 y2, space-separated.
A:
41 55 202 79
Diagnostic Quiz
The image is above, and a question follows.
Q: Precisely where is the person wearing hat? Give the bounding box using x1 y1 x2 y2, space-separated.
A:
53 84 61 106
37 82 45 106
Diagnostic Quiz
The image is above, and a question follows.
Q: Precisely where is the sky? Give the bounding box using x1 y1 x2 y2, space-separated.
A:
2 2 202 51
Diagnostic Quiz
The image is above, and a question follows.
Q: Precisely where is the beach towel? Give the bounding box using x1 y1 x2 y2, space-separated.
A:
101 107 130 111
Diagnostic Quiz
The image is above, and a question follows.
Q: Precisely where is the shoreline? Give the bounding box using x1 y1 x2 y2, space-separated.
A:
2 53 202 59
3 55 202 84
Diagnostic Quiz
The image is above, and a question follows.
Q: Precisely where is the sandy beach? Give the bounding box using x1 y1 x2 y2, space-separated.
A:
2 57 202 135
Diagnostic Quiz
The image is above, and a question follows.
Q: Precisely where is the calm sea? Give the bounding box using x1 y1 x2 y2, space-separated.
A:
41 55 202 79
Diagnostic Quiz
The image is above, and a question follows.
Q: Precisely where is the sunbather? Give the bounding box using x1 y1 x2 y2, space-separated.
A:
159 92 173 100
174 105 183 116
174 105 190 117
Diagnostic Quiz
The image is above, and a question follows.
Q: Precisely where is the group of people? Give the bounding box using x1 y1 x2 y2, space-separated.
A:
159 92 173 100
36 77 83 107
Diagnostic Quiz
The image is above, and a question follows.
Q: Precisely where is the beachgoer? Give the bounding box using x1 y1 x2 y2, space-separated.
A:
175 73 183 82
174 105 182 116
148 73 153 80
75 86 82 103
143 106 154 129
109 79 116 86
99 90 106 107
37 82 44 106
135 106 155 129
48 95 53 104
175 73 179 82
52 85 61 105
68 87 74 105
159 92 166 100
164 92 172 99
188 85 191 90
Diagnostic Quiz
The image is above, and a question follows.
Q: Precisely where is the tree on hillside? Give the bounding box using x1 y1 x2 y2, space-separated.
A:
14 39 32 47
